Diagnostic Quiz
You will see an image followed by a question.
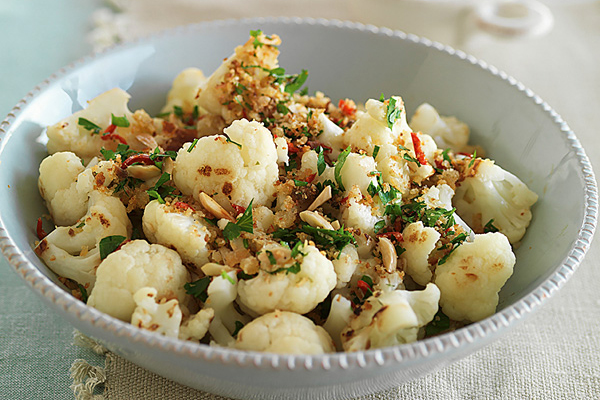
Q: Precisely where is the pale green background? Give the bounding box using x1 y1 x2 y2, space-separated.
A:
0 1 103 399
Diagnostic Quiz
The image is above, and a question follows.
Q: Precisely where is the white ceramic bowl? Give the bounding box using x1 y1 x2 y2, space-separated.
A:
0 18 596 400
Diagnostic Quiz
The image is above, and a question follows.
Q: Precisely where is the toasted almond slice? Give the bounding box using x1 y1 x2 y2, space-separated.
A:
136 134 159 150
307 185 332 211
331 220 341 230
201 262 235 276
299 210 334 230
162 156 175 175
199 192 235 222
126 164 162 180
378 237 398 273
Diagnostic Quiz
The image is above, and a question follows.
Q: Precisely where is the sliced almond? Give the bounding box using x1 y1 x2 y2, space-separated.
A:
126 164 162 180
162 156 175 175
299 210 334 230
201 262 234 276
136 134 159 150
307 185 332 211
378 237 397 273
331 220 341 230
199 192 234 222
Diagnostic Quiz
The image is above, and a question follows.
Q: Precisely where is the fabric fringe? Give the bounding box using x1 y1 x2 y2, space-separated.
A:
70 330 110 400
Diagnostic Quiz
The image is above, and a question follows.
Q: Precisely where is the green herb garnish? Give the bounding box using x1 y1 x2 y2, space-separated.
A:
111 114 130 128
99 235 127 259
78 118 101 134
223 200 254 241
184 276 211 302
334 146 351 192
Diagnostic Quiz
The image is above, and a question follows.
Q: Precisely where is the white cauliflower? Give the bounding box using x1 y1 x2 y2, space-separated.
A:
234 310 335 354
142 200 211 268
34 191 131 290
38 152 88 226
410 102 473 154
453 158 538 243
341 185 382 237
204 270 250 346
341 284 440 351
299 150 335 185
343 97 410 154
315 112 345 158
400 222 441 286
161 68 206 114
332 244 360 289
179 308 214 342
87 240 190 321
434 232 515 322
274 136 289 165
46 88 137 163
131 287 182 338
374 143 411 195
338 153 377 196
173 119 278 210
237 243 337 315
323 294 353 351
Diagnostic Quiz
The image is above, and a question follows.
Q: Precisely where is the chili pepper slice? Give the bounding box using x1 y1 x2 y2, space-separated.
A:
36 218 47 240
410 132 428 166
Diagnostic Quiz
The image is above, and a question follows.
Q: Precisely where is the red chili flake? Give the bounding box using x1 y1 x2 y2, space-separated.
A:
357 279 372 293
122 154 153 168
102 124 117 135
287 141 301 154
435 158 445 170
410 132 428 165
305 173 317 183
173 201 195 212
457 152 473 157
377 231 404 242
36 218 47 240
338 99 357 116
101 133 127 144
231 204 246 216
308 141 332 153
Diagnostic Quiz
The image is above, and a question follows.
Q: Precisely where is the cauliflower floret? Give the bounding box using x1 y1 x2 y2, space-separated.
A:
422 184 454 210
434 232 515 322
142 200 211 268
341 185 382 238
341 284 441 351
161 68 206 114
234 310 335 354
299 150 335 185
38 152 88 226
46 88 139 163
316 112 345 158
323 294 353 351
332 244 360 289
273 136 289 165
204 270 250 346
400 221 441 286
237 243 336 315
410 103 474 154
343 97 410 154
131 287 182 338
453 158 538 243
179 308 214 342
339 153 377 196
34 191 131 290
374 143 411 195
87 240 190 321
173 119 278 210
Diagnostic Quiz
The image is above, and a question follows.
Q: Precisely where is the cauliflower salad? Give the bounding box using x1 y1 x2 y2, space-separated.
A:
34 31 537 354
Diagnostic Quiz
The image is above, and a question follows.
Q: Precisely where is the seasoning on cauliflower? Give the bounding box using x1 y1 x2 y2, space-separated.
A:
341 283 441 351
234 310 335 354
87 240 190 321
142 200 212 269
433 232 515 322
131 287 183 338
46 88 140 163
34 191 131 290
453 158 538 243
173 119 278 210
237 243 337 315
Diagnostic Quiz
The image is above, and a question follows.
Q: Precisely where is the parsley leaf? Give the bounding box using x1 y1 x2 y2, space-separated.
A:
284 69 308 94
223 200 254 240
385 97 402 129
316 147 326 175
232 321 245 337
425 310 451 336
438 232 468 265
484 219 499 233
372 145 380 159
78 118 101 134
111 114 130 128
99 235 127 259
184 276 211 302
334 146 351 192
187 138 199 152
77 284 88 303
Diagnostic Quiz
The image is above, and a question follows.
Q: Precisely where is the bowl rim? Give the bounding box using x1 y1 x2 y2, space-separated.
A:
0 16 597 373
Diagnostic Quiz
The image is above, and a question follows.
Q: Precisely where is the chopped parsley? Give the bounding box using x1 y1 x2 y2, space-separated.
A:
77 284 88 303
99 235 127 259
250 29 264 48
316 147 326 176
223 200 254 241
147 173 176 204
225 136 242 148
111 114 130 128
187 138 199 152
269 262 301 275
78 118 101 134
293 179 308 187
221 271 236 285
373 220 386 234
425 310 451 336
372 145 380 159
367 175 399 205
468 149 477 168
438 232 468 265
334 146 351 192
272 223 356 254
484 219 499 233
184 276 211 302
232 321 245 337
385 97 402 129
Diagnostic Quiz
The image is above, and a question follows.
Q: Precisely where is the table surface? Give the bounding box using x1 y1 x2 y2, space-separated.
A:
1 1 599 399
